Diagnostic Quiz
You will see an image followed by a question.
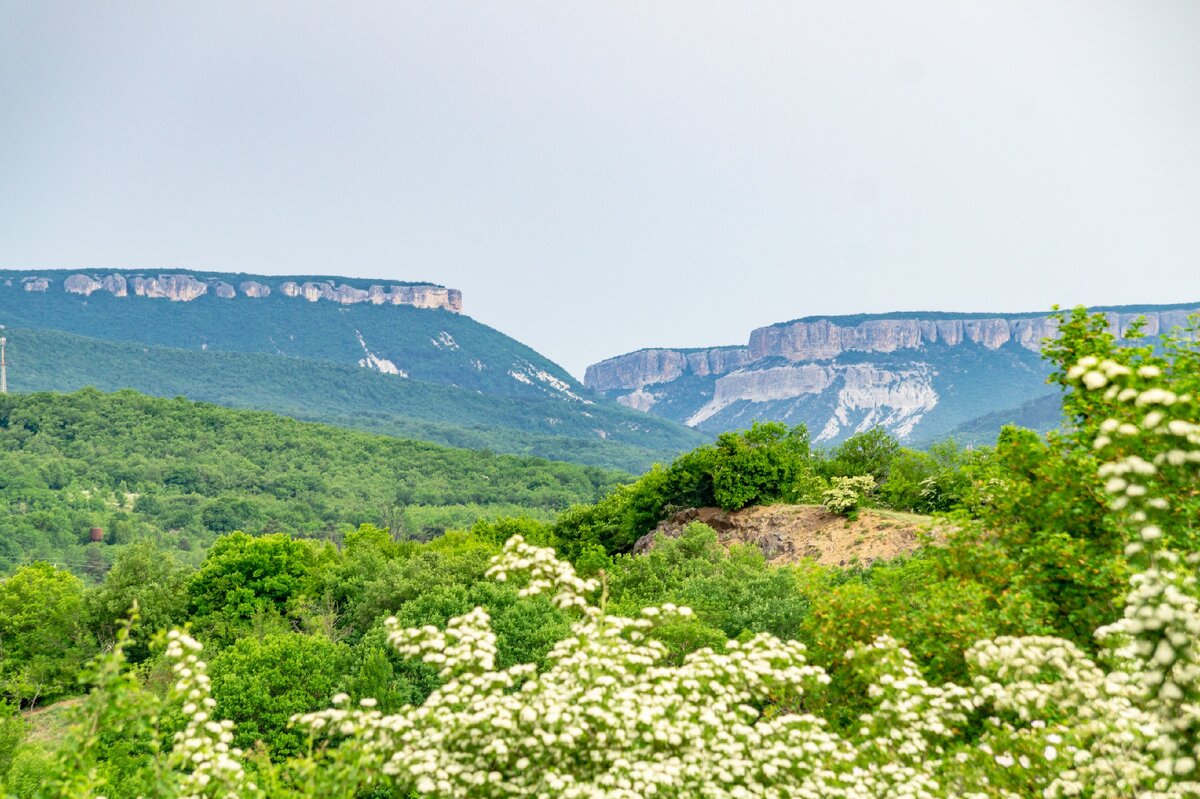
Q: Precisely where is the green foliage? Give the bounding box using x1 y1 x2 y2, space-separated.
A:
8 303 1200 797
210 633 350 760
0 563 91 708
0 297 707 472
188 532 324 647
85 540 190 662
710 422 817 510
820 427 901 483
0 389 625 572
877 440 972 513
606 523 812 641
0 702 24 784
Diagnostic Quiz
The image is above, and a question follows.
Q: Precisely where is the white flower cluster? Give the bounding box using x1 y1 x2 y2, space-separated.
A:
387 606 498 680
485 534 600 611
164 630 253 799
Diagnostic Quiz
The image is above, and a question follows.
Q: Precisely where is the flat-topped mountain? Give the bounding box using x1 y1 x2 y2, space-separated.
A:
0 269 705 472
585 303 1200 445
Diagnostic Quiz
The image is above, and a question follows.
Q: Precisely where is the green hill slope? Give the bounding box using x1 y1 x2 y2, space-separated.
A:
0 270 707 471
0 326 703 472
0 390 628 574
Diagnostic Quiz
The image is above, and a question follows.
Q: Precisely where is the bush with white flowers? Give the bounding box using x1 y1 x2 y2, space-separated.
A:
822 475 877 515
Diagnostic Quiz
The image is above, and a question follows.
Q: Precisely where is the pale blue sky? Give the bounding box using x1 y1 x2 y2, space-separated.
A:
2 2 1199 377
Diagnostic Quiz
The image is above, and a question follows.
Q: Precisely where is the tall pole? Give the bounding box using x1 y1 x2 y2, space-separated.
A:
0 336 7 394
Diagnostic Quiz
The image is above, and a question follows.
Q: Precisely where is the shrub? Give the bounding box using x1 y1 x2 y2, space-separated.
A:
821 474 876 515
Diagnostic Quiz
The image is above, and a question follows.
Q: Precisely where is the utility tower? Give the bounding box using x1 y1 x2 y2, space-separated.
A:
0 336 6 394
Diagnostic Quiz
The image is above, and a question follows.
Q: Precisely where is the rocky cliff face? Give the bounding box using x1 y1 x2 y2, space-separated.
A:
587 309 1198 393
278 280 462 310
586 304 1200 444
32 272 462 311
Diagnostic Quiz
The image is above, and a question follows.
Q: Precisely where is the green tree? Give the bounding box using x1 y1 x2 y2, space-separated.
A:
86 540 190 662
821 427 900 484
711 422 815 510
210 632 349 759
0 563 91 708
188 532 321 644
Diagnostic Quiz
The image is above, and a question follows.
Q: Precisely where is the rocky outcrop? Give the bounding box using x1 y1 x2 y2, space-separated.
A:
745 316 1055 360
130 275 209 301
585 346 751 392
64 275 102 295
22 278 50 292
54 272 460 311
239 280 271 297
586 303 1200 444
634 505 930 567
63 274 129 297
279 280 461 311
685 362 937 440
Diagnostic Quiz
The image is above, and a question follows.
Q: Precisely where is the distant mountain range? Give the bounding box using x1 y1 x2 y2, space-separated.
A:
585 303 1200 446
0 269 705 472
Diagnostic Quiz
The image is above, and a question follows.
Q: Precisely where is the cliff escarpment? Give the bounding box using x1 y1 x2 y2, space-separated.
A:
16 271 464 311
585 304 1200 445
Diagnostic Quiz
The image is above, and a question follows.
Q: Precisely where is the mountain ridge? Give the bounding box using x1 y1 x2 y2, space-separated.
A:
0 269 707 471
585 302 1200 445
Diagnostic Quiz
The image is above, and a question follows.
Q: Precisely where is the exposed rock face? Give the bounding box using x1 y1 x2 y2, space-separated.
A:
64 275 101 295
585 304 1200 444
685 361 937 440
54 273 460 311
587 309 1199 394
634 505 930 567
103 274 128 297
64 273 128 297
584 346 750 392
239 281 271 297
22 278 50 292
130 275 208 301
281 280 461 311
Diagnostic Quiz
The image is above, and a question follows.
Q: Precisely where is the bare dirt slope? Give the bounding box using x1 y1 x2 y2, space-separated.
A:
634 505 935 568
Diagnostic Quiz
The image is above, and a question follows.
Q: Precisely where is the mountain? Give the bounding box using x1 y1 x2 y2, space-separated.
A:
584 303 1200 445
0 270 706 472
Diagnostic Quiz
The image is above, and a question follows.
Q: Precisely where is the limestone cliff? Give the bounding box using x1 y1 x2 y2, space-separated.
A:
40 272 462 311
587 308 1198 394
586 304 1200 444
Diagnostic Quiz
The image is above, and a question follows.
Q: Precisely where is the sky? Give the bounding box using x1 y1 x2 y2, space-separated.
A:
2 2 1199 379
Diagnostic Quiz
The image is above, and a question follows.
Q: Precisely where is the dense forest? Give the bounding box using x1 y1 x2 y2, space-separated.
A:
1 307 1198 798
0 390 623 571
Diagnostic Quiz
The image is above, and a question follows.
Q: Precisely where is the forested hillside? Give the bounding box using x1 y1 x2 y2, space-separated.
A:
0 390 623 572
0 271 707 472
0 327 704 472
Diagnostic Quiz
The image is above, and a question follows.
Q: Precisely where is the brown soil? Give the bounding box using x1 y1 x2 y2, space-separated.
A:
634 505 937 568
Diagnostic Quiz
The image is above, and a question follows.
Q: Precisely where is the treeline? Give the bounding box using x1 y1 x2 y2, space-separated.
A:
0 390 623 571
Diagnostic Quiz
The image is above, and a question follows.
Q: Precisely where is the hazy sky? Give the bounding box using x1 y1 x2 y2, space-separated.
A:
2 2 1199 378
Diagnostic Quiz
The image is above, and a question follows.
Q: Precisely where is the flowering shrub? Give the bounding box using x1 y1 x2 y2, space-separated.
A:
822 474 876 515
